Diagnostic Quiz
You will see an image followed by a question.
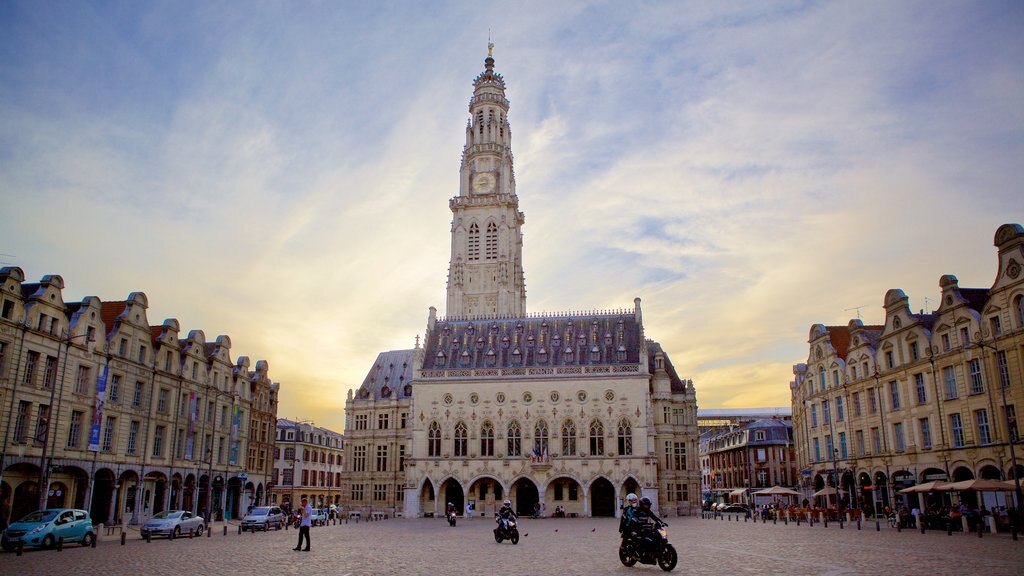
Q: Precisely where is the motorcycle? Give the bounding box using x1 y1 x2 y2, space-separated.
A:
447 510 457 527
493 516 519 544
619 519 678 572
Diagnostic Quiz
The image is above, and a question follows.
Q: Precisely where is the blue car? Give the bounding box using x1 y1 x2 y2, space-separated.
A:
1 508 96 551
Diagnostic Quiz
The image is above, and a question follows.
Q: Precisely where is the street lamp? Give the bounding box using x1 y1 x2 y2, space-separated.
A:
38 330 95 509
832 448 841 521
974 331 1023 539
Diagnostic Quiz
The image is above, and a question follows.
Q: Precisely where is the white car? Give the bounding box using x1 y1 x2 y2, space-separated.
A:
241 506 285 531
141 510 205 538
311 508 329 526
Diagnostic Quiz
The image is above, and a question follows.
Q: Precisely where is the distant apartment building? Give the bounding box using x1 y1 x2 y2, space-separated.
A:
701 417 796 504
0 267 280 525
271 419 344 511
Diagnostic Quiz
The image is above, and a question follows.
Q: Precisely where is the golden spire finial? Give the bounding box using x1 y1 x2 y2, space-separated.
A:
488 41 494 57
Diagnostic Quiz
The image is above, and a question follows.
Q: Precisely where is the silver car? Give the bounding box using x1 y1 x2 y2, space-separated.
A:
141 510 205 538
241 505 285 531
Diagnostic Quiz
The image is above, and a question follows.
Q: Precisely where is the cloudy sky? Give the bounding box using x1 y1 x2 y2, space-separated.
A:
2 1 1021 430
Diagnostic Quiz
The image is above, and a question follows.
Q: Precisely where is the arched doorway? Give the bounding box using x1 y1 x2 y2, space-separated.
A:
979 465 1001 480
46 481 68 508
590 477 615 517
621 477 639 503
255 483 263 507
226 477 242 519
440 478 464 515
170 474 183 510
118 470 139 524
183 474 196 513
419 479 435 516
147 473 167 515
468 477 502 517
211 476 225 520
244 481 256 514
90 468 116 524
12 480 39 522
197 474 210 518
546 476 582 516
512 477 539 516
873 472 890 514
0 480 11 524
858 472 872 514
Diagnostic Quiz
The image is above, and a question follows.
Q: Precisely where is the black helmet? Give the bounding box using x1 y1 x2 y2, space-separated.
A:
639 496 652 510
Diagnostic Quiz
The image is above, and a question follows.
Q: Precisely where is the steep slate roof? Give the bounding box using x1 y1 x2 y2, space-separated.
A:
960 288 989 312
422 310 641 370
647 339 686 393
356 349 415 400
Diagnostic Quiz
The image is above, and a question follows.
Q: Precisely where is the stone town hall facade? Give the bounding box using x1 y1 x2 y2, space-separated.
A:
342 49 700 519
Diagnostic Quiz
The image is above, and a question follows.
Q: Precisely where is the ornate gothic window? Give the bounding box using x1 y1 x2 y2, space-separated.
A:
589 419 604 456
485 222 498 260
534 420 549 456
454 421 468 457
507 420 521 457
428 421 441 457
468 223 480 261
617 418 632 456
480 421 494 457
561 419 577 456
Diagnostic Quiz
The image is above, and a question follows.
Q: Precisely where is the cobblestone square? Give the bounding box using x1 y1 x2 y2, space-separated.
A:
2 515 1023 576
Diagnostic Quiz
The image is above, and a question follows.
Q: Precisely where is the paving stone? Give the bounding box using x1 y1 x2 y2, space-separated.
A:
1 516 1022 575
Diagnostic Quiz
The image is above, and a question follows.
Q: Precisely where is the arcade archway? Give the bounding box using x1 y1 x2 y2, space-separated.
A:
512 477 539 516
590 477 615 517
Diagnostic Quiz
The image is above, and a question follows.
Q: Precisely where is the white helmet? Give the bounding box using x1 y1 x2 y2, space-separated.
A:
626 493 639 507
503 499 512 506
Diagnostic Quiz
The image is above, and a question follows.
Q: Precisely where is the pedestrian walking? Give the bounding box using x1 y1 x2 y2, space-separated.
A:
293 497 312 551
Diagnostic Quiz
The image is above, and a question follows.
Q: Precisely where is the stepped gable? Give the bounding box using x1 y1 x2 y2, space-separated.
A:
356 349 415 400
646 339 687 393
423 308 641 370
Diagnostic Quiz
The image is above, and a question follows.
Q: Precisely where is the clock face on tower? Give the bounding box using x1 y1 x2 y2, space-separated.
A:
472 172 495 194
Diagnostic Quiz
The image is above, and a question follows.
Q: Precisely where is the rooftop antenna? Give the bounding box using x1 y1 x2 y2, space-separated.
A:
844 306 865 321
923 297 932 314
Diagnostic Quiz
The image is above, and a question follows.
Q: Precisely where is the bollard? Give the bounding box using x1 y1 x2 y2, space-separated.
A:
207 526 211 538
57 536 64 552
146 531 152 543
921 520 926 534
875 519 880 532
237 525 242 535
947 520 953 536
824 517 828 528
223 525 228 536
189 528 194 539
857 518 861 530
92 533 97 548
170 528 176 540
796 515 800 526
783 516 787 525
16 541 24 556
839 519 843 530
121 532 127 545
978 523 983 539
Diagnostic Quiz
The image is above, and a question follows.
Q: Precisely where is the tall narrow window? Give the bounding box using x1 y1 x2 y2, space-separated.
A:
485 222 498 260
975 409 991 445
14 401 30 443
617 418 632 456
997 351 1010 389
893 423 905 452
968 359 984 394
589 420 604 456
534 420 549 456
560 420 577 456
428 422 441 457
507 421 521 457
468 223 480 261
944 367 958 399
34 404 49 446
889 381 900 410
949 413 964 448
919 418 932 449
914 373 927 404
480 421 494 457
43 356 57 389
453 421 468 457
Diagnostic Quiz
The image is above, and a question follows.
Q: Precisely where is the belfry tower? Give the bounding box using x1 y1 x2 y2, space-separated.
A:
445 44 526 319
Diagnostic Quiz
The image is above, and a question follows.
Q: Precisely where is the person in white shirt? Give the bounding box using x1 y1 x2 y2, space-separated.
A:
293 497 312 551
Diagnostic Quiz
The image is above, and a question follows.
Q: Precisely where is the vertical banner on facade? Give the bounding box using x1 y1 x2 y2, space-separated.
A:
229 404 240 465
88 364 108 452
185 391 197 460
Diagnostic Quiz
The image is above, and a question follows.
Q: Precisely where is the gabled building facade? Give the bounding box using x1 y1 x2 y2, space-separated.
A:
792 224 1024 514
0 268 280 525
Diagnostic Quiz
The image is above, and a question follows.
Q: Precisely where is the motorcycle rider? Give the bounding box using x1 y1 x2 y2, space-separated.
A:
497 499 517 531
447 502 457 520
627 497 663 555
619 493 639 536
